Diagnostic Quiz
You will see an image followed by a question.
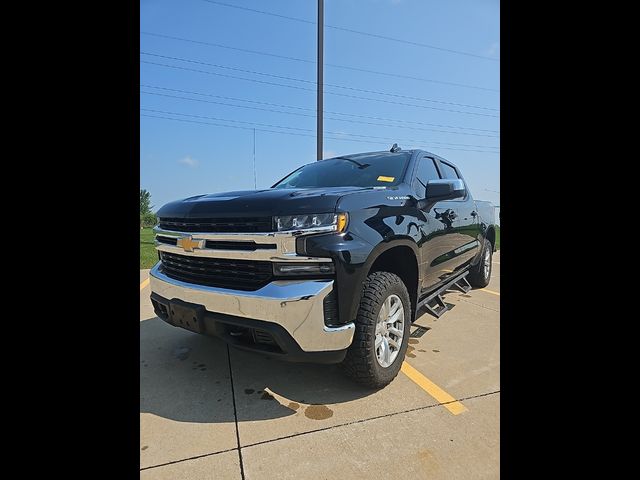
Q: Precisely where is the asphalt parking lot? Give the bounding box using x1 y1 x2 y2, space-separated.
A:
140 252 500 479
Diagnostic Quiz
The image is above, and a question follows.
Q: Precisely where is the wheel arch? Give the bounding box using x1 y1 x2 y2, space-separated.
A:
366 240 419 322
485 225 497 251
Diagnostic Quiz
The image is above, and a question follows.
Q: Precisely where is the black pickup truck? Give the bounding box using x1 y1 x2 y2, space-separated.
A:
149 147 497 388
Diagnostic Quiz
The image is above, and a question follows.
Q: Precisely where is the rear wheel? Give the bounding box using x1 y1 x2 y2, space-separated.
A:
342 271 411 388
468 239 493 288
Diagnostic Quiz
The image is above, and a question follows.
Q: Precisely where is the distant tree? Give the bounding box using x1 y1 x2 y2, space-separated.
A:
140 189 153 215
140 189 156 229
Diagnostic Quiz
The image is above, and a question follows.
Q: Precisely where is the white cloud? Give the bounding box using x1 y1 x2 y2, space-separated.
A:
486 41 500 57
178 155 199 168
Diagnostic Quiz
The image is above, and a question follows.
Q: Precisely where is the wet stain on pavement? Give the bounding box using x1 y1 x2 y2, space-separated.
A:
173 346 191 361
287 402 300 411
406 346 416 358
304 405 333 420
418 349 426 352
432 349 440 353
408 339 419 345
244 389 255 395
141 446 148 451
261 392 275 401
460 294 472 298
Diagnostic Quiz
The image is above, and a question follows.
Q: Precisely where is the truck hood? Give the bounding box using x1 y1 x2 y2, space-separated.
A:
156 187 371 218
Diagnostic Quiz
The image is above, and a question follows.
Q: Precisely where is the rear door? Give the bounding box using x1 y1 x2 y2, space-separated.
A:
435 160 480 269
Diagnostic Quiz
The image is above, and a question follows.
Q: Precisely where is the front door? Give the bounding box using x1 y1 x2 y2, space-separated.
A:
411 155 465 291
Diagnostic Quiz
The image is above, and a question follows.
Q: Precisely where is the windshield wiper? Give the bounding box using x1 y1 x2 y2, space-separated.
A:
334 156 370 169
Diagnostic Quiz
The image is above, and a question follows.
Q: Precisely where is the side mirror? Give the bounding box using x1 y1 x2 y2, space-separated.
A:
417 179 466 210
426 179 466 201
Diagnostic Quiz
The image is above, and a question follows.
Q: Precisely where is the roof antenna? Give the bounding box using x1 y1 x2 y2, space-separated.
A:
390 143 401 153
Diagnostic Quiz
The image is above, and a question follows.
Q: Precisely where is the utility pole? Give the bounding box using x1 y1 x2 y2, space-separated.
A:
317 0 323 161
253 128 257 189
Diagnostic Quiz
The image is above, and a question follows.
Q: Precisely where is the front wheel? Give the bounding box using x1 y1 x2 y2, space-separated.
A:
468 239 493 288
342 271 411 389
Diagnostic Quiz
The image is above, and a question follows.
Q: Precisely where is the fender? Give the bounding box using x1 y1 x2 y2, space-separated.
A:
304 231 420 325
470 223 496 266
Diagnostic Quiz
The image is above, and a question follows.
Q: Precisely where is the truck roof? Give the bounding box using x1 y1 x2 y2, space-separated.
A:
328 149 453 166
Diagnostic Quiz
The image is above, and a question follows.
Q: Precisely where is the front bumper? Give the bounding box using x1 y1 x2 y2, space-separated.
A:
149 262 355 361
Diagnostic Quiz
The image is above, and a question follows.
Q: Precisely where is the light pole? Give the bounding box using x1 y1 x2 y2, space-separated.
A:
317 0 323 161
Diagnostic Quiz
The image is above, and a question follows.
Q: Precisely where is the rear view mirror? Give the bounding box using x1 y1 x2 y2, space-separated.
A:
426 179 466 201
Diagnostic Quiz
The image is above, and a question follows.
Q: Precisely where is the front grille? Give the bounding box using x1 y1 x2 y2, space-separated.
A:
159 251 273 291
156 236 276 251
156 236 177 246
159 217 273 233
204 241 276 251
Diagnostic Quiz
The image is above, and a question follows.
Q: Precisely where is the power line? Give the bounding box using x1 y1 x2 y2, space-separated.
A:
199 0 500 62
140 31 500 93
140 84 499 134
140 89 500 138
140 52 498 112
140 113 500 154
140 60 500 118
139 108 499 150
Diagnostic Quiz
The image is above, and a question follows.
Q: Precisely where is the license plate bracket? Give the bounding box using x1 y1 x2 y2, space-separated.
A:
168 299 206 334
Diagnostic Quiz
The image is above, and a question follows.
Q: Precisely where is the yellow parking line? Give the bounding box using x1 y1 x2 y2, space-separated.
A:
401 362 468 415
479 288 500 296
140 278 150 291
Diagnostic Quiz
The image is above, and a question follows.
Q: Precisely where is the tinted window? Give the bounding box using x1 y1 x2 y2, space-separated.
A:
273 152 410 189
414 157 440 198
440 162 459 179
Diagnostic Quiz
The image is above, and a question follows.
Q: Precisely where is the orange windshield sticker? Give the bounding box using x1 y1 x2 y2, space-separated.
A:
377 176 395 182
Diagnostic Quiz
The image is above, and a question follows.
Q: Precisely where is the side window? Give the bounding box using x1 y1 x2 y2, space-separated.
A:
439 162 459 179
414 156 440 198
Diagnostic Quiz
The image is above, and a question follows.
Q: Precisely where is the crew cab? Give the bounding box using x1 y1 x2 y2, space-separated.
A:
149 147 497 388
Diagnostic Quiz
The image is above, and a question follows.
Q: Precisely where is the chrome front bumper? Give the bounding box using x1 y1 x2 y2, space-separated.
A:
149 262 355 352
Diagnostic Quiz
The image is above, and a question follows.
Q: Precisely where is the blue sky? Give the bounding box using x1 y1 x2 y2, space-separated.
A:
140 0 499 210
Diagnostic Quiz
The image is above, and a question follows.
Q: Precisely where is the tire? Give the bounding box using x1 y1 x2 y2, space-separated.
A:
342 271 411 389
468 239 493 288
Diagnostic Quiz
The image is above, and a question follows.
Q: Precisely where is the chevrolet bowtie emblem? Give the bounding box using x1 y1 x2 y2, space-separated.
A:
177 236 203 252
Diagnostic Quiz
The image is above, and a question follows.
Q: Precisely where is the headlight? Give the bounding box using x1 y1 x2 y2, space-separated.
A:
274 212 348 232
273 262 335 276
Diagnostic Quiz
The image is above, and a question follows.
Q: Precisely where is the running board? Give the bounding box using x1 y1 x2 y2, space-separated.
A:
417 270 470 319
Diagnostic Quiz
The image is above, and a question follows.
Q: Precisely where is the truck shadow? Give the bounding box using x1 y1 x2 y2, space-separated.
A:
140 317 377 424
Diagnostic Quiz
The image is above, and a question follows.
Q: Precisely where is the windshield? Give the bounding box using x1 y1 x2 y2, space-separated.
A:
272 152 411 189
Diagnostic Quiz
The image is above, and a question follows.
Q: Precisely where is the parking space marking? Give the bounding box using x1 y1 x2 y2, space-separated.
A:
400 362 468 415
140 278 150 291
479 288 500 296
458 298 500 313
492 261 500 265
